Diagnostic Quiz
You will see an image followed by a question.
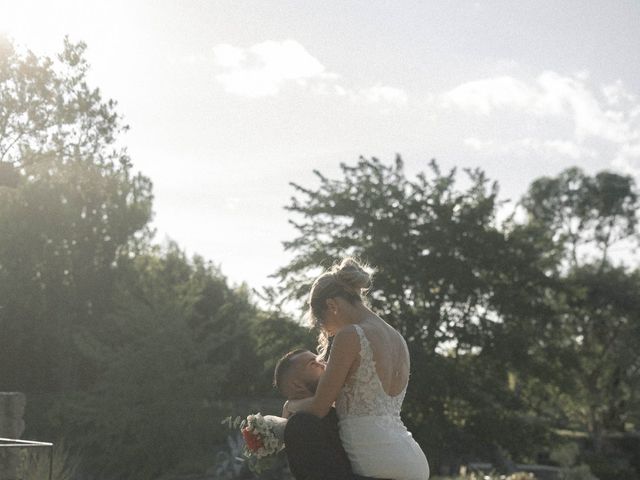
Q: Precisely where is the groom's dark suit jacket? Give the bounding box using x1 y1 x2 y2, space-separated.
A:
284 408 389 480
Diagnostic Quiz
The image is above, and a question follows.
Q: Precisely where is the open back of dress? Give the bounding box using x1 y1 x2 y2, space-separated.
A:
360 320 410 397
335 323 430 480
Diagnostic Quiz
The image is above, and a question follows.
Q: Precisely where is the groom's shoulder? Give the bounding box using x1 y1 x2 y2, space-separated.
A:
284 409 338 436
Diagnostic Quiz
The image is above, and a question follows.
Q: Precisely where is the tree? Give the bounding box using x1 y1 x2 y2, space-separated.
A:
520 167 640 463
49 243 261 479
0 36 316 478
0 36 153 393
250 311 317 394
521 167 638 271
275 156 556 469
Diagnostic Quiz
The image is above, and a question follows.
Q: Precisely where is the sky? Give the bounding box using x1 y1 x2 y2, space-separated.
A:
1 0 639 292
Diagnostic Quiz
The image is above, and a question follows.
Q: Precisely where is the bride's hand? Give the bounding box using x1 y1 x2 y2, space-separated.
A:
282 400 293 418
283 399 305 418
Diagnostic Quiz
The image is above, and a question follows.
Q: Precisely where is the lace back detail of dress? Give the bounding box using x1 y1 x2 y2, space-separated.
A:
336 324 406 419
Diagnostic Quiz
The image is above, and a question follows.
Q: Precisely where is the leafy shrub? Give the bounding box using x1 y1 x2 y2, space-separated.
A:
559 464 598 480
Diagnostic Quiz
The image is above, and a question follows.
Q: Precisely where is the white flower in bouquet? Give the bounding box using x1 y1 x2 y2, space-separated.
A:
222 412 288 474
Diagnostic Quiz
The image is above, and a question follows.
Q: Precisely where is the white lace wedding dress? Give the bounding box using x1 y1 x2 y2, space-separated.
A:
336 324 430 480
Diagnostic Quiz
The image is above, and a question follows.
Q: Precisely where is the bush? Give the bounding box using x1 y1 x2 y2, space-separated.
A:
559 464 598 480
584 452 637 480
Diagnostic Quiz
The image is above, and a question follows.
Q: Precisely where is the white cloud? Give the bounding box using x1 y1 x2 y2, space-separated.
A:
442 76 534 115
445 71 640 176
212 39 334 97
211 39 408 107
613 142 640 176
212 44 245 68
602 80 637 107
442 71 635 142
356 85 408 106
334 85 348 96
464 136 592 160
542 139 586 159
537 72 631 143
464 137 495 151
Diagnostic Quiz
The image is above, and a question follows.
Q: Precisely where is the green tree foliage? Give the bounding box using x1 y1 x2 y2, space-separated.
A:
522 167 638 270
520 167 640 471
50 244 260 478
250 312 317 394
0 36 153 393
4 32 638 479
0 36 313 479
275 156 556 468
33 245 309 479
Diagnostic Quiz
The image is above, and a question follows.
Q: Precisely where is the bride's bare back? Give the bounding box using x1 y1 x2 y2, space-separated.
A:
345 315 410 397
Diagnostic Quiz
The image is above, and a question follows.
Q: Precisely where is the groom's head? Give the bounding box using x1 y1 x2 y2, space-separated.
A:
274 349 325 400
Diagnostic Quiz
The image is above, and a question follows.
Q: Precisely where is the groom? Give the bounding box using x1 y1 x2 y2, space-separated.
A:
274 349 386 480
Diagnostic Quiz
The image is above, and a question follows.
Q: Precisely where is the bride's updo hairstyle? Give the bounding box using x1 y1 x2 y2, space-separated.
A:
307 257 375 358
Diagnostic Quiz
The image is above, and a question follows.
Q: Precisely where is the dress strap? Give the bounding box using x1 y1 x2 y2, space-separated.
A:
352 323 364 345
352 323 364 336
352 324 372 361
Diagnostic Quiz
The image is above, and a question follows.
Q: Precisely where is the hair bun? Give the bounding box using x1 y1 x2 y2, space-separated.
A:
332 257 374 293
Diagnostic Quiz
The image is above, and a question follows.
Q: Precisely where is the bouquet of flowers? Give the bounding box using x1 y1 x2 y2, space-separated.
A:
222 413 287 473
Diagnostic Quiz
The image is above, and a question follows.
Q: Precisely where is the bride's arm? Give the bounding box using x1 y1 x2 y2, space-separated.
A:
284 326 359 418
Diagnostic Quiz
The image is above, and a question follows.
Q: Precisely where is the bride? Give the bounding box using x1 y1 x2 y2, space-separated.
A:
284 258 430 480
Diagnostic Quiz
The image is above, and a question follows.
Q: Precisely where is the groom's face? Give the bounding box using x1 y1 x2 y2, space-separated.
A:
283 351 326 400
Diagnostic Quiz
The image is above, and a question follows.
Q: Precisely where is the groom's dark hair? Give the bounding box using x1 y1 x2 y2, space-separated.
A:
273 349 308 393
